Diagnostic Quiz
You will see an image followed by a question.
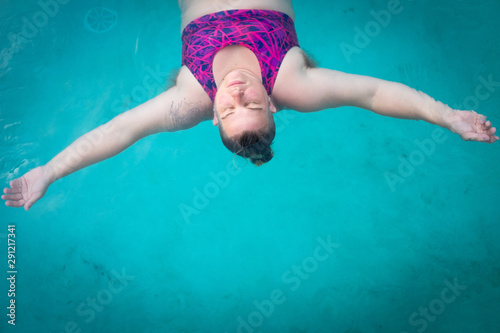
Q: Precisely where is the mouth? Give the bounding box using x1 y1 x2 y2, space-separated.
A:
228 80 245 87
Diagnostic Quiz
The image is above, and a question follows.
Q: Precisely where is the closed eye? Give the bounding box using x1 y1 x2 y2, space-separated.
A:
246 102 264 110
221 109 235 119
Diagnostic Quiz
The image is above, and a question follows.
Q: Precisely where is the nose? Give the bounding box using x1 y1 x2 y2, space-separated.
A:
230 87 244 100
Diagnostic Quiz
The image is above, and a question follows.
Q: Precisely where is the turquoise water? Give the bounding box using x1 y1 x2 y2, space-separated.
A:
1 0 499 332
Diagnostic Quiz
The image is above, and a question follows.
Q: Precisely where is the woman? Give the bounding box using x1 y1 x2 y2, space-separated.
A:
2 0 498 211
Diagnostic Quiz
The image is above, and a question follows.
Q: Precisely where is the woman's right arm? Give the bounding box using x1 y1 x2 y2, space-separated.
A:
2 67 213 210
44 84 209 183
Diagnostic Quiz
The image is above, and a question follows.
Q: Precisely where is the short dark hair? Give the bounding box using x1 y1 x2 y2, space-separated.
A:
219 121 276 166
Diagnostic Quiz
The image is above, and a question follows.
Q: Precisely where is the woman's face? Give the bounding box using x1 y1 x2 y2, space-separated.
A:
213 69 276 137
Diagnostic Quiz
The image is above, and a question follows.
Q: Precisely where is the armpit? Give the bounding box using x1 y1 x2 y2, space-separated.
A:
300 49 319 68
165 98 212 131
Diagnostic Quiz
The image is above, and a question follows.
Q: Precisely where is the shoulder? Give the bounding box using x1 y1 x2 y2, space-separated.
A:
276 47 312 77
176 65 211 101
271 47 316 111
164 66 214 130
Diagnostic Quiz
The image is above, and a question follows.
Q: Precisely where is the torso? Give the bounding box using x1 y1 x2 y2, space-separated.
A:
175 0 306 119
178 0 294 31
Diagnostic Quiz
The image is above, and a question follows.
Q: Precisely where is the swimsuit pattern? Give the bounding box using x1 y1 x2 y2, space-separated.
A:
181 9 300 101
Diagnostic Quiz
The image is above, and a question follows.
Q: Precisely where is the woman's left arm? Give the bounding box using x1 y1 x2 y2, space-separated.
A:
273 51 498 143
366 77 498 143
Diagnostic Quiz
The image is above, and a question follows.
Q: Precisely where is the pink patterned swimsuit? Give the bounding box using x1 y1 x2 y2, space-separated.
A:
181 9 300 101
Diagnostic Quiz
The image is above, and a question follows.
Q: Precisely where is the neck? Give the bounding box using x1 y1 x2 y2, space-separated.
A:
213 46 262 88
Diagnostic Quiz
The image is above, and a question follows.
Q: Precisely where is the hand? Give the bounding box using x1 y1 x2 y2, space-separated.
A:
2 166 52 211
446 110 498 143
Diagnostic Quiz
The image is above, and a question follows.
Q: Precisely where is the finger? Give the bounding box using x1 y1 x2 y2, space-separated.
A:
482 121 491 130
9 178 23 189
5 200 26 208
4 187 22 194
1 193 23 200
487 135 499 144
463 132 490 142
479 115 487 124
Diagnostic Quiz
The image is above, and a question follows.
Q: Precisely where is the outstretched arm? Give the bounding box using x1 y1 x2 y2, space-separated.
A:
2 67 212 210
273 49 498 143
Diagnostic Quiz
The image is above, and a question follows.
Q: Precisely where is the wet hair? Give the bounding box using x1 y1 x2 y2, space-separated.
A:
218 120 276 167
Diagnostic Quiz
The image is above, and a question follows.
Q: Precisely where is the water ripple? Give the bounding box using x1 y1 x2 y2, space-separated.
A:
0 117 36 183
